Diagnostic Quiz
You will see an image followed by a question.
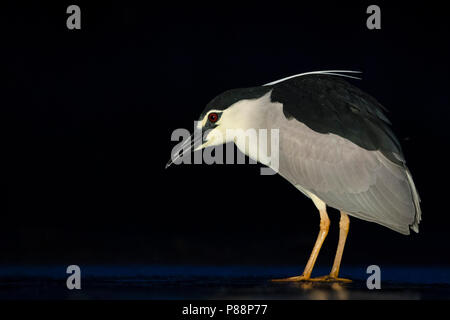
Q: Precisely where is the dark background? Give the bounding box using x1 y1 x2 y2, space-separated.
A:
2 2 449 270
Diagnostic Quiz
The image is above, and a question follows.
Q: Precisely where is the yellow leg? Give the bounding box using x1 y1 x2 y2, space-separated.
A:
272 209 330 282
312 211 352 282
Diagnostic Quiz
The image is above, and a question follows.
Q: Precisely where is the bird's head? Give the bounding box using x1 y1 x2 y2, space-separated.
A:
194 108 227 150
166 86 273 168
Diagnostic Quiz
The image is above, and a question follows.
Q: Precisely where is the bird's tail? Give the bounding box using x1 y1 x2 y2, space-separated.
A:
405 166 421 233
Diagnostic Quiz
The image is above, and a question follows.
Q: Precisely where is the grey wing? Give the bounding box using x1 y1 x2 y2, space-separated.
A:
278 120 421 235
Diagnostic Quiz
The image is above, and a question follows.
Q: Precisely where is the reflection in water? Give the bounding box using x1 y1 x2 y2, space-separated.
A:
289 282 349 300
0 265 446 299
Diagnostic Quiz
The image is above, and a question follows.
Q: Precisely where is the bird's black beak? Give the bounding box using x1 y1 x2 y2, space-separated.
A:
166 129 205 169
166 133 193 169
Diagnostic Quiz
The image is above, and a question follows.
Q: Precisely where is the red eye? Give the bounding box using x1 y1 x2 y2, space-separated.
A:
208 112 219 123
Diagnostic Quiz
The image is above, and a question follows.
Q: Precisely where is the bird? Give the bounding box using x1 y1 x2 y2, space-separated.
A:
166 70 421 282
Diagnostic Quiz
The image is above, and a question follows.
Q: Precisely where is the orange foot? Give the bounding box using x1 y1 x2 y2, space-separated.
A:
309 275 352 283
271 275 310 282
271 275 352 282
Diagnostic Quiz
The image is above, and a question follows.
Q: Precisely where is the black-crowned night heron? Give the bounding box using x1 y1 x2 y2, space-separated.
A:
166 70 421 282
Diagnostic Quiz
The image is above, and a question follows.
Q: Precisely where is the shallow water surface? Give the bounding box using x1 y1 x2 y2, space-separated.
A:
1 265 449 299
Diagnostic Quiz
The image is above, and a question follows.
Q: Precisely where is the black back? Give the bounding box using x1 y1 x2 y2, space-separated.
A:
270 75 404 164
